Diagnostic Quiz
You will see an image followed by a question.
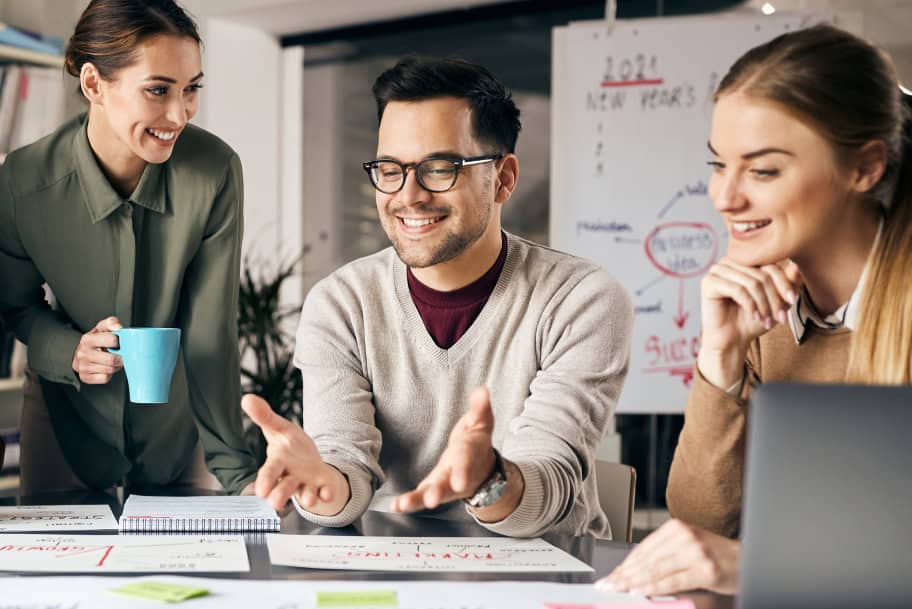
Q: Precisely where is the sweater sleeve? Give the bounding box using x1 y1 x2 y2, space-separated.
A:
665 340 762 538
477 268 633 537
291 277 384 527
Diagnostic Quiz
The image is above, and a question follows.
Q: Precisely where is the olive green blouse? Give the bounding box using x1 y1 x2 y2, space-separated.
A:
0 114 257 493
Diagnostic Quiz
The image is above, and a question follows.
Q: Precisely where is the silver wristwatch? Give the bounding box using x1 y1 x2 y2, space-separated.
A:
465 448 508 509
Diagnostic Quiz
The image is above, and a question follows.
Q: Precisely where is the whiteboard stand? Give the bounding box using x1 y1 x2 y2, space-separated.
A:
648 414 657 511
603 0 617 32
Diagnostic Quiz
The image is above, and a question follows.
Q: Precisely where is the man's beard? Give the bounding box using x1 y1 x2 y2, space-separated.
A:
384 203 491 269
393 230 477 268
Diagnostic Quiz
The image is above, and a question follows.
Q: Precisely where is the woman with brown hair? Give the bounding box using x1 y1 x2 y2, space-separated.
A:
598 23 911 595
0 0 257 494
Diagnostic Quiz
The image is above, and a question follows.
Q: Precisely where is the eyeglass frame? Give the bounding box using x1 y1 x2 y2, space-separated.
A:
361 154 504 194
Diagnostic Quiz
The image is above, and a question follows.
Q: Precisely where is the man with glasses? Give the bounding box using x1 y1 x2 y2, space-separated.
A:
242 57 632 538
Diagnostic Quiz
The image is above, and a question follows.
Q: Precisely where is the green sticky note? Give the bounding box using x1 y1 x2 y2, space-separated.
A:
316 590 398 608
109 581 210 603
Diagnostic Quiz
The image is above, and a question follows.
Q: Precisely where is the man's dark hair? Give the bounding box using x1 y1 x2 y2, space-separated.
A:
372 56 522 154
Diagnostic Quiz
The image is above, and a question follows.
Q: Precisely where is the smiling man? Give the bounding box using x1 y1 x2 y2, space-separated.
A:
243 57 633 538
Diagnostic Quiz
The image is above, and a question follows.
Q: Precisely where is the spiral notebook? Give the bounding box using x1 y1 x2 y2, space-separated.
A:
119 495 280 533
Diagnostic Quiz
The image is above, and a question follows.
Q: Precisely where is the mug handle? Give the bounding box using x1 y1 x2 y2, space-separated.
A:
108 329 123 355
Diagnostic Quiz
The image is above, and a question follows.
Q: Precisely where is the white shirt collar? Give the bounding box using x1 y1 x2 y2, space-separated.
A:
786 219 882 344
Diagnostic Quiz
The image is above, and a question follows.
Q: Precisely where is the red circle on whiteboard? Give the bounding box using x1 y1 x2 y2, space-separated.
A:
644 221 719 279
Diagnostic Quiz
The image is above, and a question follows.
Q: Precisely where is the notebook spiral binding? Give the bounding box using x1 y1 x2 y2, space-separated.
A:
118 516 280 533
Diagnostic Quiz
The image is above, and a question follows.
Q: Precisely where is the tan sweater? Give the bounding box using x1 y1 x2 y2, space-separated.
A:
666 323 852 538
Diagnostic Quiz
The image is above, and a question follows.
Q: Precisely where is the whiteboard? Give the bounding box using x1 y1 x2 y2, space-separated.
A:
550 14 812 413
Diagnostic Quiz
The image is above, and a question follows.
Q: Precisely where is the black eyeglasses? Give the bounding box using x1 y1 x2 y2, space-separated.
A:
362 154 502 194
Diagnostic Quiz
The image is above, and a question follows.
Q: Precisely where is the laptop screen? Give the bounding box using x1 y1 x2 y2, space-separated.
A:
740 383 912 609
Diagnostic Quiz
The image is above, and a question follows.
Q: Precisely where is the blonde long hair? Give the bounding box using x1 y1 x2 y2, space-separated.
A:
715 24 912 383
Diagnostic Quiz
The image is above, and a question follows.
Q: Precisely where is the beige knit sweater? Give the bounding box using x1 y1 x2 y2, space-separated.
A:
666 322 853 538
292 233 633 538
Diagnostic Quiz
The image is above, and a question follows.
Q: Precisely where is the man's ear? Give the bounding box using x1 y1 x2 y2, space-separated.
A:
80 62 104 105
851 140 888 194
494 153 519 204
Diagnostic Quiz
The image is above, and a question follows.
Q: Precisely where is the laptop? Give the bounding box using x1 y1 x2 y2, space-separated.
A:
740 383 912 609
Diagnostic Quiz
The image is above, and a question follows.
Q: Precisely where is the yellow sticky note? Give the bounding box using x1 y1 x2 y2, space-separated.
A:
109 581 210 603
316 590 398 608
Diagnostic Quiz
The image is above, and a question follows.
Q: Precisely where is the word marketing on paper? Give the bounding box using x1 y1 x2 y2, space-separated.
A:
266 535 594 572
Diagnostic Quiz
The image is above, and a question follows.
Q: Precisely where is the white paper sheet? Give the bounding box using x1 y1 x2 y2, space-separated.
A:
0 534 249 572
0 576 647 608
266 535 595 572
0 505 118 532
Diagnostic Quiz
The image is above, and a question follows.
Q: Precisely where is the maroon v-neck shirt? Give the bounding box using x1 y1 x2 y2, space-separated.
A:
406 233 508 349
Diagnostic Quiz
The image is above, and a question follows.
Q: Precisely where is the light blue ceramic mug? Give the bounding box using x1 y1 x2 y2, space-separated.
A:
109 327 181 404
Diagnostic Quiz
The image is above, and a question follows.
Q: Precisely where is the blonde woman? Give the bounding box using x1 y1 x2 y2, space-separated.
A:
599 24 911 595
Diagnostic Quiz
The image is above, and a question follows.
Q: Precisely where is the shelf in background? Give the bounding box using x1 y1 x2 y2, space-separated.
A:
0 43 63 67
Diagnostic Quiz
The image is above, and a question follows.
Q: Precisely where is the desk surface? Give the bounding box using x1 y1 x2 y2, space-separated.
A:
1 486 732 609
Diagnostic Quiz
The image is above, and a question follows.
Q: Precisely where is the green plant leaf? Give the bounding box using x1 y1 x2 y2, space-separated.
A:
237 248 308 454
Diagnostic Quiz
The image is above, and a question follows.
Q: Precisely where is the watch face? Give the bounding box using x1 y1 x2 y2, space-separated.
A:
466 448 509 508
468 475 508 508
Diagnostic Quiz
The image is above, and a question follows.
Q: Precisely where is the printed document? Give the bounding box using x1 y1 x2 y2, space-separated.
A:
0 534 249 572
266 535 595 572
0 505 117 532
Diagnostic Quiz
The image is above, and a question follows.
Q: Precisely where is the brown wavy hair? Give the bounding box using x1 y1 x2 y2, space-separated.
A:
65 0 200 93
715 24 912 383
